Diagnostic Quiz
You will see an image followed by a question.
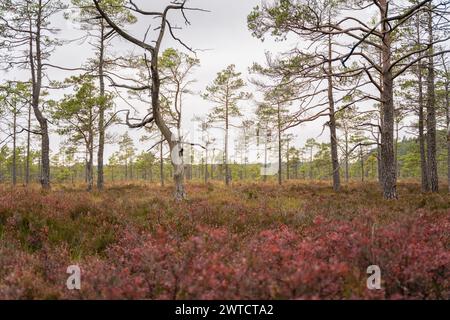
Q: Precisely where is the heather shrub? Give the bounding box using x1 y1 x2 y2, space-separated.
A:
0 182 448 299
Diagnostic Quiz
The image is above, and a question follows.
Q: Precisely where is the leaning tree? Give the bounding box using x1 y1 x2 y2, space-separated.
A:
92 0 206 200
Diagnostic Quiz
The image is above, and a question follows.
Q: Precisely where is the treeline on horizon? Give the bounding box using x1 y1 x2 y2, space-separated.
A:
1 131 450 185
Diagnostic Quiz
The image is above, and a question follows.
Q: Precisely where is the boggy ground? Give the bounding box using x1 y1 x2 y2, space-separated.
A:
0 181 448 299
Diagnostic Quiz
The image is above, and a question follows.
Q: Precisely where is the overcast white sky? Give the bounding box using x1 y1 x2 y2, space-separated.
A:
1 0 353 163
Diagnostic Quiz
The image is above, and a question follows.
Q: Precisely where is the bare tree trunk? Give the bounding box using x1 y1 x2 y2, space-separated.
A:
160 139 164 187
380 0 397 199
26 104 31 185
150 61 186 200
377 132 382 185
426 6 438 192
395 120 400 178
30 2 50 190
286 139 290 180
416 15 430 192
225 99 231 186
97 20 106 190
263 135 268 182
204 148 209 184
12 107 17 186
345 132 349 183
360 145 364 183
277 103 282 185
327 33 340 192
87 135 94 192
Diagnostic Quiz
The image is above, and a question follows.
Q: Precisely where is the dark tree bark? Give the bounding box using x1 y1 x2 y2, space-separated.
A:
12 105 17 186
327 34 341 192
160 139 165 187
426 5 438 193
97 19 106 190
277 103 282 185
224 97 231 186
30 1 50 190
360 145 364 183
379 0 397 199
25 104 31 185
416 15 430 192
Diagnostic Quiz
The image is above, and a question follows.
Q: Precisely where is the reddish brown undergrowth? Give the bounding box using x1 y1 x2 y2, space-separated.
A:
0 181 448 299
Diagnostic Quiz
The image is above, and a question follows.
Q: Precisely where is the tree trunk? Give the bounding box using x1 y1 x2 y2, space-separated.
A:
26 104 31 185
12 107 17 186
151 58 185 200
263 134 268 182
360 145 364 183
97 20 106 190
205 148 209 184
379 1 397 199
30 2 50 190
286 140 290 180
225 99 231 186
87 111 94 191
345 132 349 183
426 6 438 192
87 139 94 192
277 103 282 185
39 122 51 189
160 139 164 187
327 34 340 192
416 15 430 192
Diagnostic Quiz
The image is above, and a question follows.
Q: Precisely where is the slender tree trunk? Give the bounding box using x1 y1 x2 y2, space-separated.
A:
25 104 31 185
225 99 230 185
379 1 397 199
286 140 290 180
97 20 106 190
87 138 94 192
277 103 282 185
12 107 17 186
416 15 430 192
205 148 209 183
395 120 400 178
160 139 164 187
29 2 50 190
360 145 364 183
327 34 340 192
345 132 349 183
150 58 186 199
264 134 268 182
426 6 438 192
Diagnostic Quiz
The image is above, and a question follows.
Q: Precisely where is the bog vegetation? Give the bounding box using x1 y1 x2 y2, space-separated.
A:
0 0 449 300
0 182 449 299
